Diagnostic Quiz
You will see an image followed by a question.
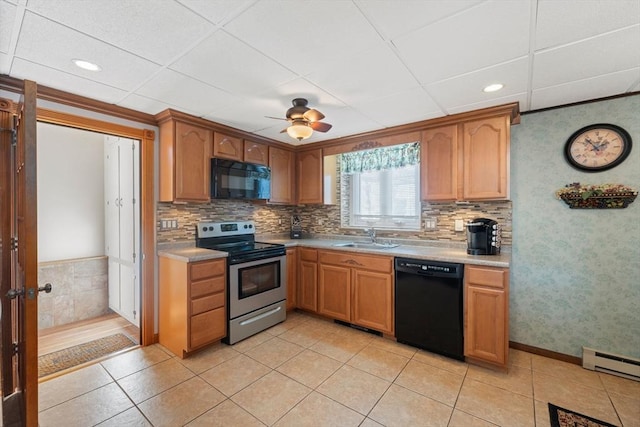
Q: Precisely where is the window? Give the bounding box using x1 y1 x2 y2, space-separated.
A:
340 142 421 230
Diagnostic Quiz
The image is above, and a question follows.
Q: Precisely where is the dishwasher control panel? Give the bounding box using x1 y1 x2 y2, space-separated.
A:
395 258 463 278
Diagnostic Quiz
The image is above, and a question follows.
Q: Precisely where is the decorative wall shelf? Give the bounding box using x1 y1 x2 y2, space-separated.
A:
556 183 638 209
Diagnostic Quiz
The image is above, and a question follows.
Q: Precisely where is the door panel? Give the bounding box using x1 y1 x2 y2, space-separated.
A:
1 80 39 426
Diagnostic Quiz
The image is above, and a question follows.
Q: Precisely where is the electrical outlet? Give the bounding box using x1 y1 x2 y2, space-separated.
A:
454 219 464 232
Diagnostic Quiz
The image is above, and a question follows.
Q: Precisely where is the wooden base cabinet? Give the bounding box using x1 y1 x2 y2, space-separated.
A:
159 257 226 358
297 248 318 312
318 250 394 335
464 265 509 369
286 248 297 310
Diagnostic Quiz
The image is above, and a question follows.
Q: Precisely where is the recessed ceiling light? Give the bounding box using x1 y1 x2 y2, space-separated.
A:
483 83 504 93
72 59 102 72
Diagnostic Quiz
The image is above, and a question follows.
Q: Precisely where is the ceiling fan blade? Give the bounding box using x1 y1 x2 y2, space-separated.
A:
265 115 289 121
303 109 325 122
310 121 332 132
280 127 288 133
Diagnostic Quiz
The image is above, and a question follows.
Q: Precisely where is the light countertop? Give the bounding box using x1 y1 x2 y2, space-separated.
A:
157 236 509 268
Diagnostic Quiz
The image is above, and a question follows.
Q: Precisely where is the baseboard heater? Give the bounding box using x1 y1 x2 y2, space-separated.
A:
582 347 640 381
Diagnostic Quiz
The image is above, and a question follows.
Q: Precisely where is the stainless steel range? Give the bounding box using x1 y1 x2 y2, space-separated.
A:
196 221 286 344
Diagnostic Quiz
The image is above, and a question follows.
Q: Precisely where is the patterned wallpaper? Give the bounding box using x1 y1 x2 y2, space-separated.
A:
510 94 640 358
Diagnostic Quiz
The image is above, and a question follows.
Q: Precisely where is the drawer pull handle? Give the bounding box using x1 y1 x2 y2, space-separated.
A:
343 259 363 266
239 306 282 326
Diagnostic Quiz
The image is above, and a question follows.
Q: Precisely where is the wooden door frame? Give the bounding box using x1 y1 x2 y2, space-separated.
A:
36 108 156 346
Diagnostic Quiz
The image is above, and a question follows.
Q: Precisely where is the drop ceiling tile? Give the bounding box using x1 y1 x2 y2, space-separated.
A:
446 92 528 115
176 0 256 25
224 1 381 76
426 57 529 111
25 0 214 64
169 30 297 96
393 0 531 85
135 68 239 117
531 68 640 110
355 0 482 40
351 87 442 127
117 93 191 117
533 26 640 89
305 41 417 104
203 96 290 133
312 105 385 139
535 0 640 50
1 1 17 53
257 78 347 116
0 52 10 74
14 12 160 91
10 57 128 104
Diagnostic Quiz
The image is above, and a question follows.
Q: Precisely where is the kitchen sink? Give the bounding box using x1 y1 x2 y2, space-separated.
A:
332 242 399 250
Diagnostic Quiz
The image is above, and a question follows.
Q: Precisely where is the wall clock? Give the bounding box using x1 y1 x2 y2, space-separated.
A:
564 123 632 172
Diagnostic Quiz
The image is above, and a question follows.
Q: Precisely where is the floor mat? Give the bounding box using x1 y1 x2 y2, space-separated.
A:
38 333 135 378
548 403 618 427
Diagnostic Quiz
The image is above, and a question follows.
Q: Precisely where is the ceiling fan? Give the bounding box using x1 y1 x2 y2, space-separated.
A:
268 98 332 141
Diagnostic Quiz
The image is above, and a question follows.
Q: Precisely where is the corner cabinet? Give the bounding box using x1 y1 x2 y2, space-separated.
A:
421 108 513 202
159 118 213 202
159 256 226 358
464 264 509 369
269 146 295 204
318 250 394 335
297 148 323 204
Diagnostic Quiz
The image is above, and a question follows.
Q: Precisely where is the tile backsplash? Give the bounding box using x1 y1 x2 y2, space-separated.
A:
157 199 512 245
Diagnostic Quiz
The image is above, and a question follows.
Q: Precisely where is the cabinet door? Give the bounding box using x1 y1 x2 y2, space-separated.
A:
421 125 458 201
464 265 509 367
352 270 394 335
286 248 298 310
213 132 243 161
318 264 351 322
175 121 213 201
297 148 323 204
462 116 509 200
244 140 268 165
298 260 318 312
269 146 295 204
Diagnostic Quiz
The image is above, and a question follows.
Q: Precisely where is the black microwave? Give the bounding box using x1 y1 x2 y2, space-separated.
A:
211 158 271 200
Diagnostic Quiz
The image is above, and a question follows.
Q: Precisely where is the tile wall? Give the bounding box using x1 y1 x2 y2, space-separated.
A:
37 256 110 330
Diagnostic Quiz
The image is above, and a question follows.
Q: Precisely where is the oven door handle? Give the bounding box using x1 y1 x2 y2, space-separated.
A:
239 305 283 326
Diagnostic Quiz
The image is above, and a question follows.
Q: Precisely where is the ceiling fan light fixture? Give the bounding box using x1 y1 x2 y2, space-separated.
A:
483 83 504 93
72 59 102 72
286 121 313 141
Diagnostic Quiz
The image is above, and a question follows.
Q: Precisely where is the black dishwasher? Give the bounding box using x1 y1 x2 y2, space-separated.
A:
395 257 464 360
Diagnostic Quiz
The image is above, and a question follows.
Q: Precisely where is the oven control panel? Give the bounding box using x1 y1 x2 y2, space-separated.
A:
197 221 255 238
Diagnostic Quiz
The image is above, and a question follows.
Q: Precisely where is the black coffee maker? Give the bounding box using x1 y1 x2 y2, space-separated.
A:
466 218 501 255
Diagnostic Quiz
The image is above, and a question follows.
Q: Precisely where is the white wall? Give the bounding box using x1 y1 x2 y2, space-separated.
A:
37 122 105 262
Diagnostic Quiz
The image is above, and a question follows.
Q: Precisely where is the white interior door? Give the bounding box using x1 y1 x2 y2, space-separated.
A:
104 136 140 327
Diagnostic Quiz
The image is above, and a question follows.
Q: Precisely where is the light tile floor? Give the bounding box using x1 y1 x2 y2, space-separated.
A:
38 312 640 427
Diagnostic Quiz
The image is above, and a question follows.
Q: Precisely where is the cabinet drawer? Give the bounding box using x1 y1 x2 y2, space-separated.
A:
190 260 225 281
319 250 392 274
191 275 225 299
299 248 318 262
465 265 506 289
190 307 225 349
191 292 225 315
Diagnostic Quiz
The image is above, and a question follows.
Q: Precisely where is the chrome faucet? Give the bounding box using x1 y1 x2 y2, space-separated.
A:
365 227 377 244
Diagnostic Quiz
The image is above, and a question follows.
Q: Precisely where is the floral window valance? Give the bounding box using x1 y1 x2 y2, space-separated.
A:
340 141 420 174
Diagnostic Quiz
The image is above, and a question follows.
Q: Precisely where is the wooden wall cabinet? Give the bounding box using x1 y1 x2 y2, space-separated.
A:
159 119 213 202
464 264 509 369
421 114 510 201
244 140 268 165
213 132 243 161
297 248 318 312
269 146 295 204
296 148 323 204
286 248 298 311
159 257 226 358
317 250 394 335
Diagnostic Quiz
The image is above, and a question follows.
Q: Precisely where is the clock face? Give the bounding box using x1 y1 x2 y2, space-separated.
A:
564 124 632 172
